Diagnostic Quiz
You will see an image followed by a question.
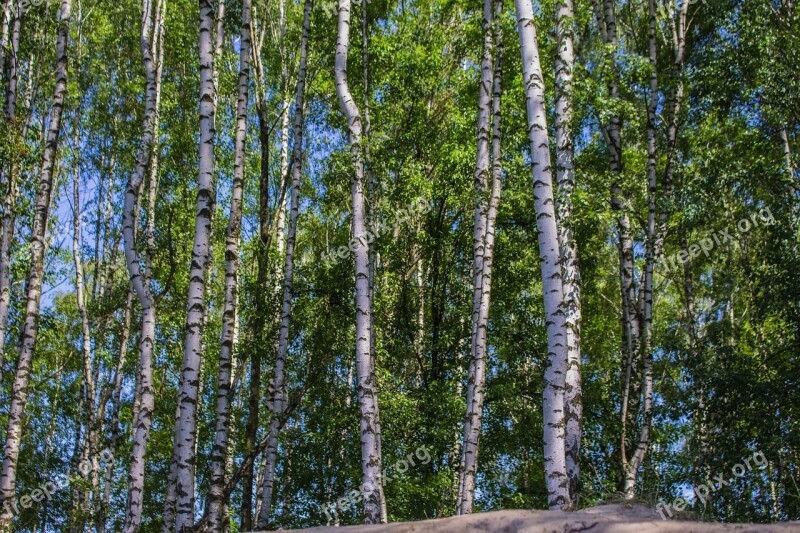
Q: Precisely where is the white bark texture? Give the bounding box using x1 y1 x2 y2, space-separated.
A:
515 0 570 509
0 0 22 381
255 0 311 528
71 114 101 527
457 0 502 515
207 0 251 529
0 1 72 527
554 0 582 503
172 0 219 529
122 0 165 529
620 0 686 498
335 0 384 522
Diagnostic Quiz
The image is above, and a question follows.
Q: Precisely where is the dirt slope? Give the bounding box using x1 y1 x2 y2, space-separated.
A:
262 504 799 532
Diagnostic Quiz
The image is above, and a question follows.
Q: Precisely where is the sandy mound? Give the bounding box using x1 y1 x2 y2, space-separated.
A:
261 504 799 532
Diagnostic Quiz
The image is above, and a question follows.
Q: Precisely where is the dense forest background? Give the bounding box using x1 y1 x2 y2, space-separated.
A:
0 0 797 530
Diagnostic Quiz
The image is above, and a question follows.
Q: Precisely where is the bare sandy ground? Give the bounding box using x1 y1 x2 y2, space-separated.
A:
260 504 799 532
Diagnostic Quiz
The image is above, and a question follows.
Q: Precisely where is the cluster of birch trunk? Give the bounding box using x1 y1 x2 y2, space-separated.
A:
0 0 796 529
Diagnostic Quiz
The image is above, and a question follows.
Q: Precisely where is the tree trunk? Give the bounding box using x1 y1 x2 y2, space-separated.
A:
242 7 270 523
0 0 23 380
70 109 101 530
0 0 11 82
0 0 72 527
457 0 502 515
360 0 387 522
335 0 384 522
255 1 311 527
621 0 658 497
172 0 220 529
515 0 570 509
122 0 164 529
554 0 582 504
207 0 251 529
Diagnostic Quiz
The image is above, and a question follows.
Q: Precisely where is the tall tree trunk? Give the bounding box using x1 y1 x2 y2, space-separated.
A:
172 0 221 529
123 0 164 529
70 109 101 530
0 0 22 380
207 0 251 529
621 0 658 498
335 0 384 522
0 0 11 82
555 0 582 504
255 1 311 527
275 0 289 261
456 0 501 514
360 0 387 522
515 0 570 509
242 7 270 524
0 1 72 527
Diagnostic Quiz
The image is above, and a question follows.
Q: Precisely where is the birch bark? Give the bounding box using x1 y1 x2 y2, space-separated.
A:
70 112 101 529
241 6 269 527
122 0 164 528
0 0 11 81
0 1 72 527
515 0 570 509
335 0 384 522
0 0 22 379
207 0 251 528
172 0 220 528
621 0 658 498
554 0 582 503
361 0 387 522
256 1 312 527
457 0 502 514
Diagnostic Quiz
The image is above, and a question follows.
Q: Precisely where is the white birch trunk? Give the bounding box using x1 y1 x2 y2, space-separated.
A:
0 0 11 82
255 1 312 527
70 114 101 526
122 0 164 528
515 0 570 509
554 0 582 503
207 0 251 528
172 0 219 528
0 1 72 527
457 0 501 514
335 0 384 522
0 0 23 379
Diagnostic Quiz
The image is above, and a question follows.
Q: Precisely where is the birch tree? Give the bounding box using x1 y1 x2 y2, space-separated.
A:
207 0 251 528
335 0 384 522
122 0 165 529
554 0 582 503
0 1 72 527
172 0 221 528
0 0 22 378
515 0 570 509
241 4 269 525
255 0 312 527
69 108 101 531
456 0 503 515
